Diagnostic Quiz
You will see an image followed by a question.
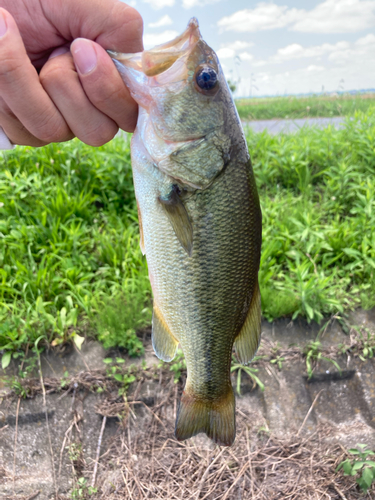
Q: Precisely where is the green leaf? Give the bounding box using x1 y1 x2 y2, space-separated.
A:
73 334 85 351
103 358 113 364
342 461 353 475
116 357 125 364
113 373 123 382
362 467 374 488
1 351 11 370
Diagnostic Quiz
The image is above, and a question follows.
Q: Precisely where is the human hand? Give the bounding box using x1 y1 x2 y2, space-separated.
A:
0 0 143 147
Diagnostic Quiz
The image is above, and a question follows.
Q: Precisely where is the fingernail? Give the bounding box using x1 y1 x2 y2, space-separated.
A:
0 10 8 38
71 38 97 75
49 46 69 59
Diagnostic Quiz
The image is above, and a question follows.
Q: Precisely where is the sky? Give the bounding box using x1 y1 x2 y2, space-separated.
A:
120 0 375 97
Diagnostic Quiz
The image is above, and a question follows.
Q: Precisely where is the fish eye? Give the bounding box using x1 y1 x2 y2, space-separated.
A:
196 66 218 91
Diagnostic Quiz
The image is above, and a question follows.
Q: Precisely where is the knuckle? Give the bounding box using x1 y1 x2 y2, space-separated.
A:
32 114 69 143
40 60 69 88
80 122 117 147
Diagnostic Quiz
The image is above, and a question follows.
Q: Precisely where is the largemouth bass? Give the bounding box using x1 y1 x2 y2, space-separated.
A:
110 18 262 446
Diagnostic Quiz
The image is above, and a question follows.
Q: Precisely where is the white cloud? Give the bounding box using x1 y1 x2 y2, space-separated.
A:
143 30 179 48
275 41 350 61
293 0 375 33
127 0 137 5
307 65 325 72
144 0 174 10
217 3 300 33
355 33 375 46
218 0 375 34
224 40 254 51
216 47 236 59
182 0 221 8
217 41 254 62
239 52 253 61
148 15 173 28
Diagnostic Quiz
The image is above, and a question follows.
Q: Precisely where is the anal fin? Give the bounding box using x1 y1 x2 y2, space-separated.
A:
234 282 261 365
152 305 178 362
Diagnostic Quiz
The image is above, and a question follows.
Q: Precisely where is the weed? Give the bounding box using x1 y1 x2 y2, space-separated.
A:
103 357 136 396
231 355 265 394
336 444 375 493
359 331 375 360
71 477 97 499
303 341 341 379
270 355 285 370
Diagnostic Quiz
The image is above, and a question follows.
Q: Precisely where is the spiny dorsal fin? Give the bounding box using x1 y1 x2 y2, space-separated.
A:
152 305 179 362
159 185 193 256
234 282 261 365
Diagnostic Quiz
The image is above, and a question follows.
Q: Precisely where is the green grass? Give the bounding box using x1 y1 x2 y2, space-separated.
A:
251 107 375 321
236 93 375 121
0 138 151 364
1 107 375 360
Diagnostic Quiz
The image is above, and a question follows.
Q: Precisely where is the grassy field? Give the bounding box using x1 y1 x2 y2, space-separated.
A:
236 93 375 121
1 107 375 361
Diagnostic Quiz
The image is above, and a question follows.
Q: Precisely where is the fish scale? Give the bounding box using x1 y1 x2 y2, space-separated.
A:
111 18 262 446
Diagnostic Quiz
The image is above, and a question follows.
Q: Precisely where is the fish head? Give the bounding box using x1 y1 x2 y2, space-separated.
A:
109 18 227 145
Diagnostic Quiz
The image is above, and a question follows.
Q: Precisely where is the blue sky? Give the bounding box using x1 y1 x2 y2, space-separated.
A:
121 0 375 96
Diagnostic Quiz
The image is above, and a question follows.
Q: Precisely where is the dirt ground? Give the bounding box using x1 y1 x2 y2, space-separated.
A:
1 311 375 499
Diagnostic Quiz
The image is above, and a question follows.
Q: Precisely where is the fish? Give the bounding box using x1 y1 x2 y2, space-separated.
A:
109 18 262 446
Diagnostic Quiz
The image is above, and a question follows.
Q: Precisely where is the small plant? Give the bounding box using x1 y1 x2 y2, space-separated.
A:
359 331 375 361
336 444 375 493
304 341 341 379
71 477 97 499
270 352 285 370
103 357 136 396
231 355 265 395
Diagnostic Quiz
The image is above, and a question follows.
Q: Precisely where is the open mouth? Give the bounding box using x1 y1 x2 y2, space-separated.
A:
108 18 202 79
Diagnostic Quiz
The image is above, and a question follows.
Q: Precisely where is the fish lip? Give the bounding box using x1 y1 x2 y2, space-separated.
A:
108 17 202 77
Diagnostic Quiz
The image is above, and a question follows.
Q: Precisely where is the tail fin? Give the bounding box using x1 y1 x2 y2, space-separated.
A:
174 387 235 446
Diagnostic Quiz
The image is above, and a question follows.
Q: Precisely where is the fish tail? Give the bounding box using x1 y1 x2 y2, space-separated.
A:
175 386 235 446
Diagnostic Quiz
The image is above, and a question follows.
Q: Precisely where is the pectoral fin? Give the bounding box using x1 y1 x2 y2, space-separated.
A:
152 305 179 362
234 283 262 365
159 185 193 256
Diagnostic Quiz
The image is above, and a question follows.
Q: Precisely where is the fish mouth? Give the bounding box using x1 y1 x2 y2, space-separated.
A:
108 18 202 78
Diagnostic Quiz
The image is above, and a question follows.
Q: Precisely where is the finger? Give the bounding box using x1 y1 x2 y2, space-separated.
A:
71 38 138 132
40 51 118 147
0 96 48 147
0 8 72 144
43 0 144 53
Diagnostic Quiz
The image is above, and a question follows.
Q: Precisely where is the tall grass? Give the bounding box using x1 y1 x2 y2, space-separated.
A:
236 93 375 121
1 108 375 358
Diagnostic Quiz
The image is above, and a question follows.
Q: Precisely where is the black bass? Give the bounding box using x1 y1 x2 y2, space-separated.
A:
110 18 262 446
